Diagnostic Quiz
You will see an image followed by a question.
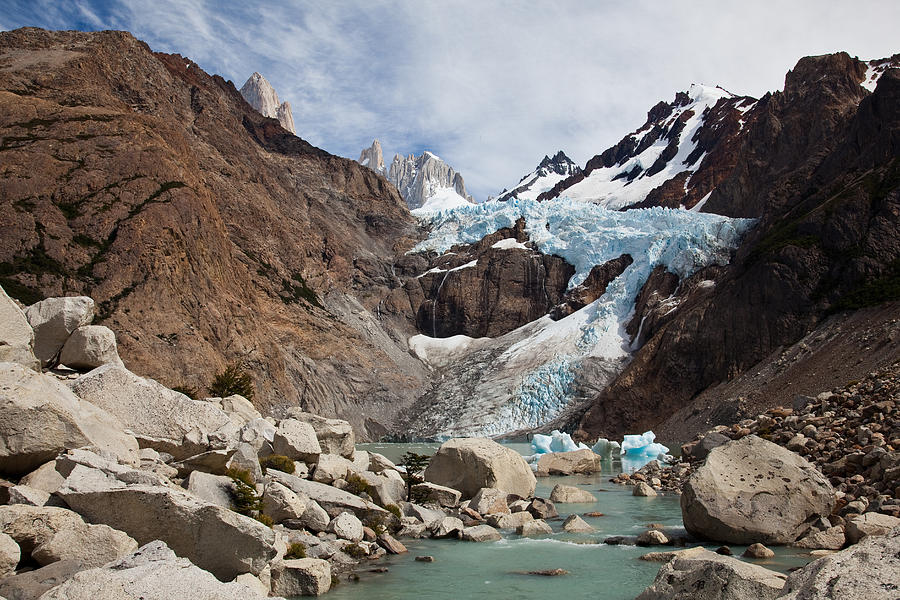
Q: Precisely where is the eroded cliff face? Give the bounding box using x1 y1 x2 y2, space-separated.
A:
0 28 427 439
576 53 900 441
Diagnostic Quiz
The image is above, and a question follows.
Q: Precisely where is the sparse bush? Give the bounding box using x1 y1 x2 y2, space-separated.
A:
209 363 254 402
254 513 274 527
385 503 402 520
260 454 295 474
342 543 367 559
226 467 265 520
363 513 387 536
345 473 373 497
285 542 306 559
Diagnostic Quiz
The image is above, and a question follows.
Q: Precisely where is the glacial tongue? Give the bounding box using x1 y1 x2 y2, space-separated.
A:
398 199 753 438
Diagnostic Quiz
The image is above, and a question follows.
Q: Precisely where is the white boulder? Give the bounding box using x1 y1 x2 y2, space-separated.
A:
424 437 536 498
25 295 94 366
327 512 364 542
269 558 331 597
272 419 321 464
0 362 139 476
0 285 39 370
58 325 123 370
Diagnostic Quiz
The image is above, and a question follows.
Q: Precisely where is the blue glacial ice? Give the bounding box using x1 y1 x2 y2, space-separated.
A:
530 429 590 455
410 198 755 435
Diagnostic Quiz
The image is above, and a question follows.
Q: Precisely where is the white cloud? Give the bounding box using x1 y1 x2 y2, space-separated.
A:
3 0 899 199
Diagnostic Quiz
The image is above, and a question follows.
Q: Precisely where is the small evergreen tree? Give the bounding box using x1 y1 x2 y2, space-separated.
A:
400 451 431 502
209 363 254 401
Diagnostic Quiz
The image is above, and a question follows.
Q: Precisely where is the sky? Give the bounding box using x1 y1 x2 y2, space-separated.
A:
2 1 898 201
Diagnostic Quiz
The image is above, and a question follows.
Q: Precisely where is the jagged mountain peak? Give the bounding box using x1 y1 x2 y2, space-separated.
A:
239 71 296 134
497 150 581 202
357 144 474 212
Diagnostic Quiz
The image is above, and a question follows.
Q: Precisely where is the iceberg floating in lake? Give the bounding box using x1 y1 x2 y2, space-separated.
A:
590 437 622 459
621 431 669 458
530 430 590 455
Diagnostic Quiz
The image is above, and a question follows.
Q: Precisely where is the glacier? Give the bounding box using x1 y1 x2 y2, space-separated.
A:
406 198 754 437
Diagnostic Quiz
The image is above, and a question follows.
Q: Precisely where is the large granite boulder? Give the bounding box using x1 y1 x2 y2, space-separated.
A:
636 549 787 600
24 296 94 366
549 484 596 504
411 482 461 507
0 504 137 568
284 410 355 458
262 481 308 523
69 364 234 460
0 285 39 370
681 436 834 544
844 512 900 545
0 531 20 578
269 558 331 597
272 418 321 464
267 469 388 521
0 362 139 476
58 325 123 370
777 527 900 599
56 465 277 580
424 438 536 498
38 541 279 600
0 559 84 600
536 449 603 476
182 471 234 508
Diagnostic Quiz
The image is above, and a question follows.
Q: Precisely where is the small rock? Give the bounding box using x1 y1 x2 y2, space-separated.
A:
715 546 733 556
549 483 596 504
636 529 669 546
633 482 658 497
516 520 553 536
562 514 595 533
460 524 501 542
743 542 775 559
525 569 568 576
415 555 435 562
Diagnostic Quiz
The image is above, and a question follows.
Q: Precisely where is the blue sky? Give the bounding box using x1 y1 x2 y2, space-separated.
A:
2 0 898 200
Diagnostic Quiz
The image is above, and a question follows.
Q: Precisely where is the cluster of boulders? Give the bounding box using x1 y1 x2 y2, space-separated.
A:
0 287 578 598
680 364 900 518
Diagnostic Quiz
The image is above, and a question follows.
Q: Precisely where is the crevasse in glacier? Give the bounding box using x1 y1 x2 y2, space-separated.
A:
408 198 755 435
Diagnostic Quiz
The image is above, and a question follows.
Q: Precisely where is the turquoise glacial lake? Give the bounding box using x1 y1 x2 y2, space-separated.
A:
323 443 813 600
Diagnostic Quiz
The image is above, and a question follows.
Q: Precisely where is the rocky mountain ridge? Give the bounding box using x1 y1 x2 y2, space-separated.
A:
0 28 427 439
357 140 474 211
496 151 581 202
239 72 296 134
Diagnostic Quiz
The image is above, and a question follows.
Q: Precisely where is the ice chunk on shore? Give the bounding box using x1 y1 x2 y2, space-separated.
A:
590 437 622 459
530 429 589 455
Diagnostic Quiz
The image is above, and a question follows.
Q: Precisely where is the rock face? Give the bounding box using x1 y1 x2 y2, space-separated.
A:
424 438 536 498
681 436 834 544
636 549 787 600
39 540 276 600
0 285 39 370
0 28 425 440
24 296 94 366
777 526 900 599
409 218 575 338
239 71 296 134
70 364 233 460
59 325 123 369
578 53 900 441
0 362 139 475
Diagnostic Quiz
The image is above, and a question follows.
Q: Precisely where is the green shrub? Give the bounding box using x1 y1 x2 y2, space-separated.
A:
209 363 254 401
285 542 306 559
254 513 274 527
385 503 402 520
345 473 373 497
363 513 387 536
342 543 367 559
226 467 264 518
260 454 295 475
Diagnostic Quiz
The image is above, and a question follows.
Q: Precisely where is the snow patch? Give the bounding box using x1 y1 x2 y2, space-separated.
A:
492 238 529 250
411 186 472 215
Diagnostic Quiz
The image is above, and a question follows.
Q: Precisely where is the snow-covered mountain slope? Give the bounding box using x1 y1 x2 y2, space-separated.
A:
357 141 474 211
496 151 581 202
399 198 753 438
862 55 900 91
540 84 757 211
239 72 296 134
